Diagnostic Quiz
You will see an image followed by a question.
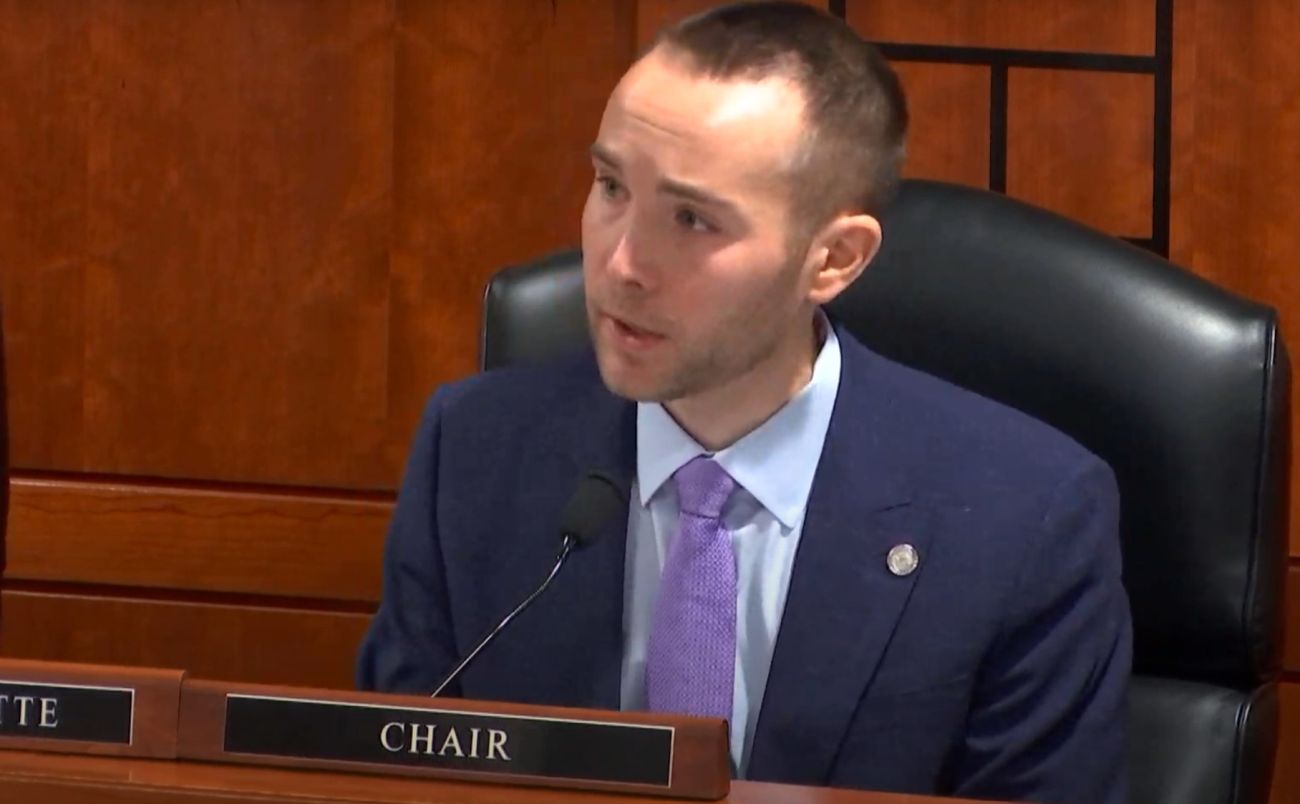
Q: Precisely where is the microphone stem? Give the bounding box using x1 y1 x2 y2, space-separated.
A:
430 535 577 698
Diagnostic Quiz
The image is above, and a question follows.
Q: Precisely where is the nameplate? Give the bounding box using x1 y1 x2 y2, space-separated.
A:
178 680 729 799
0 659 183 758
225 693 673 786
0 679 132 744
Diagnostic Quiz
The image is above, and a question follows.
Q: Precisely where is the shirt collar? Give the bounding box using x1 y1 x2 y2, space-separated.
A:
635 313 842 529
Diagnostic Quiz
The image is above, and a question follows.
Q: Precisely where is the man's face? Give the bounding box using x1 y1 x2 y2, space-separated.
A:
582 49 817 404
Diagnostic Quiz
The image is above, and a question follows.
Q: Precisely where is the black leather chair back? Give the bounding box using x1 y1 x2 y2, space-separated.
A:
481 180 1290 804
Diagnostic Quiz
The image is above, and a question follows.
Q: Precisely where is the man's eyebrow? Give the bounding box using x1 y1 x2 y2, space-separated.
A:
658 178 739 214
589 142 740 215
589 143 620 168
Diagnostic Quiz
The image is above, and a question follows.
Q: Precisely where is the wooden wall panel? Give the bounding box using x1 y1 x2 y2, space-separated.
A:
1167 0 1300 555
1007 69 1153 238
0 0 91 468
87 0 394 489
892 62 989 189
1168 0 1300 299
1 0 634 491
1286 563 1300 673
384 0 632 461
0 591 370 689
846 0 1155 55
1274 682 1300 804
2 1 398 488
4 478 389 602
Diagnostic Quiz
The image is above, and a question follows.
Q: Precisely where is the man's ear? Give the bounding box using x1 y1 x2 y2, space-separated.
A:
807 213 882 306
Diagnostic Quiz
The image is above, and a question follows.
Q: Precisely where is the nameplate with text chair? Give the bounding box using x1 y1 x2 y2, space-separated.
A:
177 679 730 800
0 658 183 758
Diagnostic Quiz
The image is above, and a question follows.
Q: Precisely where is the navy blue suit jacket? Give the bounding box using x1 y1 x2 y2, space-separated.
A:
357 326 1132 803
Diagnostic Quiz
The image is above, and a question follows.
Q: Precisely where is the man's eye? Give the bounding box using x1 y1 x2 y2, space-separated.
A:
675 208 713 233
597 176 624 199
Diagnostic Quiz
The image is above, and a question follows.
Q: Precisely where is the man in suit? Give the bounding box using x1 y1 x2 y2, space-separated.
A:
358 3 1132 802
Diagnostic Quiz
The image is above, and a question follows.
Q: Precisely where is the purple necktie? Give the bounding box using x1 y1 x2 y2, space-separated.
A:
645 456 737 720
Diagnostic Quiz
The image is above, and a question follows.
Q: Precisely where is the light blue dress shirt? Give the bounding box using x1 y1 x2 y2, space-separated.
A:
619 319 842 776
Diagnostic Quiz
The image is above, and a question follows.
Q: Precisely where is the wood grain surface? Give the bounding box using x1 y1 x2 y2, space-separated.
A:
846 0 1155 55
0 748 996 804
0 658 183 759
0 591 370 689
0 0 628 490
1007 68 1154 238
4 477 388 601
890 62 990 189
1272 681 1299 804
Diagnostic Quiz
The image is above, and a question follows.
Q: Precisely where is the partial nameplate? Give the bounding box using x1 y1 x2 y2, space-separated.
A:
0 679 133 744
223 693 674 787
177 680 730 799
0 659 184 758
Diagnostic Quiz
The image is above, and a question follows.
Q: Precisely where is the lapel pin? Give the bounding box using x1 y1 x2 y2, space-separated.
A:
887 543 919 577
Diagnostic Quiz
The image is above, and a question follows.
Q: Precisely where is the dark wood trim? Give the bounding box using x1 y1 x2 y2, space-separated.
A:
9 469 396 503
988 64 1008 192
875 43 1156 73
0 580 377 615
1151 0 1174 256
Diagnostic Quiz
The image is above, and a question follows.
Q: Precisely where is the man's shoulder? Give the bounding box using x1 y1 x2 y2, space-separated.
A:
840 331 1109 493
429 349 606 421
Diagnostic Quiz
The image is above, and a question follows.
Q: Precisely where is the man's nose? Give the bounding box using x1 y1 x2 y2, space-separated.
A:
605 225 654 291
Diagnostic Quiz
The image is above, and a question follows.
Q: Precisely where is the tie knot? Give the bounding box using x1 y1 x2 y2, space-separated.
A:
672 457 735 519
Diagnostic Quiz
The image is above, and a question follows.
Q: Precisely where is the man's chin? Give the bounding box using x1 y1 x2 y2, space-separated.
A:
595 356 675 403
598 372 667 403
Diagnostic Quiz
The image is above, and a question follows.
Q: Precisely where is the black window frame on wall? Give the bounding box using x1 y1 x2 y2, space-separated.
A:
831 0 1174 257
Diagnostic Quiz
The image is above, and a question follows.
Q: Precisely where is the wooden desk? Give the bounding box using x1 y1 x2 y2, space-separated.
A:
0 750 984 804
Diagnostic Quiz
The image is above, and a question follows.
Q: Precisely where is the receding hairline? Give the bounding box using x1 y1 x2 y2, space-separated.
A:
642 2 910 226
630 43 818 174
630 42 861 244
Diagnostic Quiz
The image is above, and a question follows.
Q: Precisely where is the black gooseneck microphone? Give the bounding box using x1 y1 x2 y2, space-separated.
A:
430 470 628 698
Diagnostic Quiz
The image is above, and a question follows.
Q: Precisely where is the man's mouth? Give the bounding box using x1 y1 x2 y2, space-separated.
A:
605 313 666 350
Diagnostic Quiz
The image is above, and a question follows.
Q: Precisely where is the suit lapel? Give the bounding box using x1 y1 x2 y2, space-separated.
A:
748 334 931 784
490 359 636 710
560 374 638 709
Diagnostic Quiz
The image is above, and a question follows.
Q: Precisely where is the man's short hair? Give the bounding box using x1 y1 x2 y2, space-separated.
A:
651 1 908 233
